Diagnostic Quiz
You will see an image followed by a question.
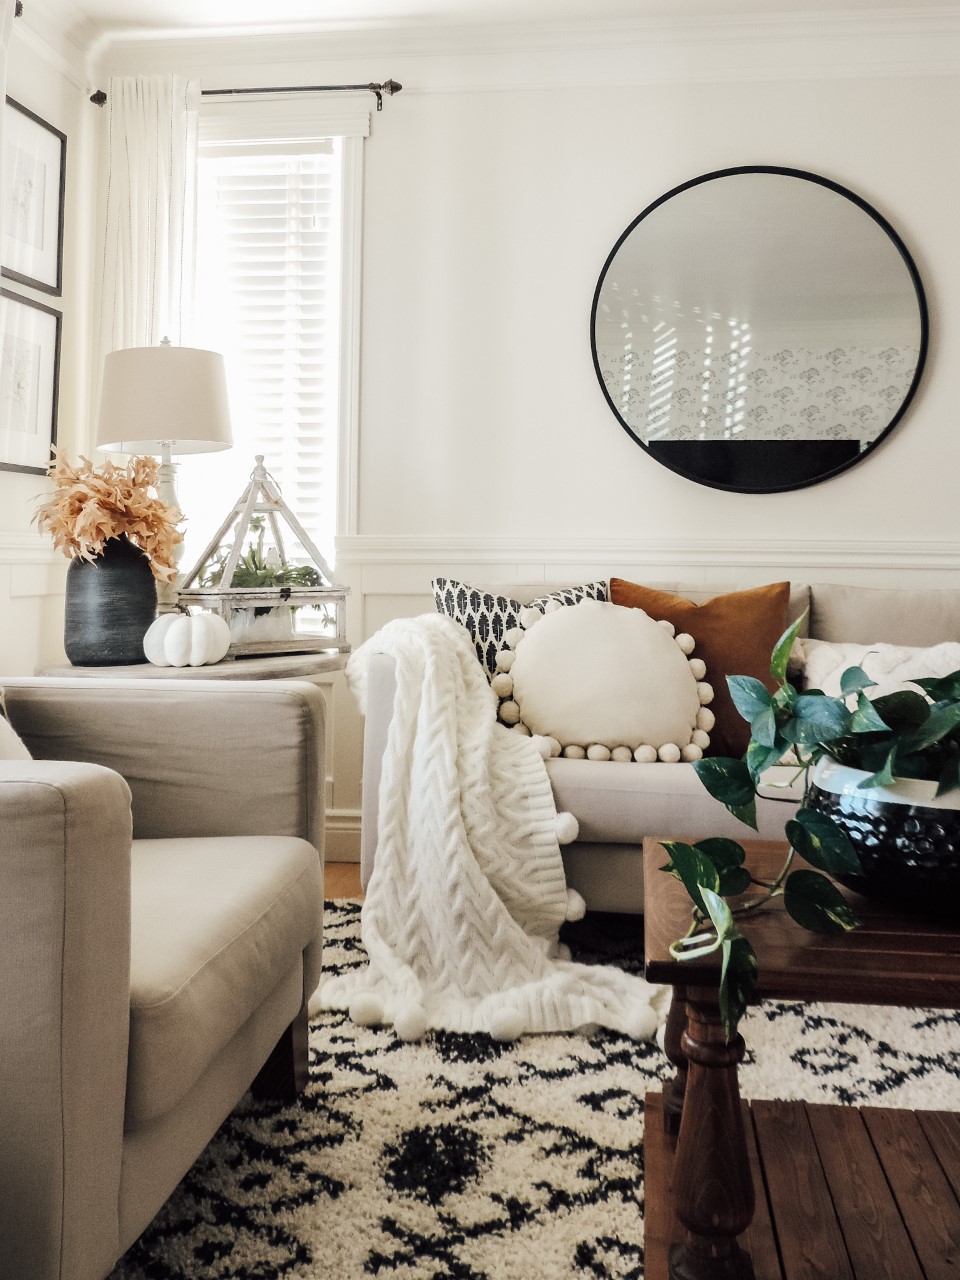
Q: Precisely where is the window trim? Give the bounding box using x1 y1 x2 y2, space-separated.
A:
197 96 366 545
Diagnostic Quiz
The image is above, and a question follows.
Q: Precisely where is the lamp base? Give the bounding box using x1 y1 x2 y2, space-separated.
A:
156 455 185 612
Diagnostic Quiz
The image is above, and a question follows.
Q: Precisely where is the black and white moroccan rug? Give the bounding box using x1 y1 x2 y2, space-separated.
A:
110 901 960 1280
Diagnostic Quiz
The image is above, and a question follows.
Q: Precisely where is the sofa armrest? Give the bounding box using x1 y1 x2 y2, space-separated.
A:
4 678 325 852
0 761 131 1280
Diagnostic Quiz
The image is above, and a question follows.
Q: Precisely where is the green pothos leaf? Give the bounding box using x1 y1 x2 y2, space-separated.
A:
783 869 859 934
786 809 861 876
659 841 720 915
719 934 759 1044
693 757 759 831
693 838 753 896
770 613 806 685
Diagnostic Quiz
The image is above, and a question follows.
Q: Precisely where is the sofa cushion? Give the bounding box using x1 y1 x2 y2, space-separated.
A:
609 579 791 759
125 834 322 1127
810 584 960 647
546 758 803 844
432 576 607 676
502 600 713 761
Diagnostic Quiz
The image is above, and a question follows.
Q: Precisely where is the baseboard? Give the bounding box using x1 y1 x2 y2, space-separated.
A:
325 808 360 862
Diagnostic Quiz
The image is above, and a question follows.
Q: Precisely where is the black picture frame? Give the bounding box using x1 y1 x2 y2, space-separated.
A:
2 97 66 296
0 287 61 474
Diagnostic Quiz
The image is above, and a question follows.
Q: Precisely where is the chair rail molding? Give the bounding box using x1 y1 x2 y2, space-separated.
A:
0 533 62 566
336 534 960 576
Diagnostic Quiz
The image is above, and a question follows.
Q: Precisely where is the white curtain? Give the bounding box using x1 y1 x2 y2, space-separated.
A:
0 0 15 220
97 75 200 361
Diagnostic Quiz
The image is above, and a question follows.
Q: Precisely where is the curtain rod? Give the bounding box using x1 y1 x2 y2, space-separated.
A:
90 78 402 111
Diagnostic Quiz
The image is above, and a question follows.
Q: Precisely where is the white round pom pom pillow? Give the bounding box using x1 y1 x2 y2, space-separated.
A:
494 600 712 762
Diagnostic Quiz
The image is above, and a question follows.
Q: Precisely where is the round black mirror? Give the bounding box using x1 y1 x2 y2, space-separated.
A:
591 167 928 493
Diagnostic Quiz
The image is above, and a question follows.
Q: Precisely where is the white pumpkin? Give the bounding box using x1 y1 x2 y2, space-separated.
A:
143 612 231 668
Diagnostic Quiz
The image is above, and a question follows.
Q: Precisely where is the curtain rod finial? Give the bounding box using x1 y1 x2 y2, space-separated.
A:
14 1 23 16
90 89 107 106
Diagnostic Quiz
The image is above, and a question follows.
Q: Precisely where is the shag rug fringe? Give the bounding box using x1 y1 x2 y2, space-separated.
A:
109 902 960 1280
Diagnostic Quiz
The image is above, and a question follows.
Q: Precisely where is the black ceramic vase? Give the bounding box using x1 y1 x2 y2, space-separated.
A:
64 536 158 666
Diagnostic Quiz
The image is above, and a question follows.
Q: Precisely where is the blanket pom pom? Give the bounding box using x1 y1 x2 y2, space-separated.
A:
491 672 514 698
565 887 587 921
350 993 384 1026
530 733 554 759
555 811 580 845
490 1005 524 1042
394 1003 428 1042
625 1005 659 1041
499 699 521 725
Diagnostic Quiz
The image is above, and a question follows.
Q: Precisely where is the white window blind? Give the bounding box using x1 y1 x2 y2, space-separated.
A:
178 139 345 569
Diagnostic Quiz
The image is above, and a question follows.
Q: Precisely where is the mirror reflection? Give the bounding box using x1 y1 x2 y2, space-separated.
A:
591 168 927 492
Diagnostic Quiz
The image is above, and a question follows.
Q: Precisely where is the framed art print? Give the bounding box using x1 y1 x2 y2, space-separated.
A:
0 288 60 474
2 97 66 295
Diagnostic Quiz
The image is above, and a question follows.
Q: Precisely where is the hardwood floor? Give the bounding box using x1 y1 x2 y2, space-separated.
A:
324 860 363 899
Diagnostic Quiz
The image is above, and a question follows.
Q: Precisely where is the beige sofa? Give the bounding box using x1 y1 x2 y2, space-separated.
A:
0 677 325 1280
361 582 960 913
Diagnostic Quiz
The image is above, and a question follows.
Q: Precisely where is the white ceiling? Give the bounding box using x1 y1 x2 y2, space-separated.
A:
31 0 954 45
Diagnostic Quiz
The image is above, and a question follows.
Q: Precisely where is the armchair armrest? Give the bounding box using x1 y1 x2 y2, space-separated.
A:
0 760 131 1280
3 678 325 851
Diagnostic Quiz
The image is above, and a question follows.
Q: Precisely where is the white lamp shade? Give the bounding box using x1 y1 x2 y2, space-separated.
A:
97 345 233 455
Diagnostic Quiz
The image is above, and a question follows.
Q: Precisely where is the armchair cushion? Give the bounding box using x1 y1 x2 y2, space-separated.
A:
127 834 322 1127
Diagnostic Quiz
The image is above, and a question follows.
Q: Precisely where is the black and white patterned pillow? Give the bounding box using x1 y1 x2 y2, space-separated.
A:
432 577 608 677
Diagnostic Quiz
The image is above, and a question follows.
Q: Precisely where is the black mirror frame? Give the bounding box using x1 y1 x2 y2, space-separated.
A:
590 165 929 494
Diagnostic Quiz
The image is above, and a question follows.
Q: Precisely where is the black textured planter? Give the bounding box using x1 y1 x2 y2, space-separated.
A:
804 758 960 921
64 536 158 666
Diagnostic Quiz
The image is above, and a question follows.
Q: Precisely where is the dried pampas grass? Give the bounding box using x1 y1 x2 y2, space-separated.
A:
35 448 183 581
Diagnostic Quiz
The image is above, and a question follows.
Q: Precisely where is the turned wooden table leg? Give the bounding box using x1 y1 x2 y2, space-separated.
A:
662 983 688 1135
668 985 755 1280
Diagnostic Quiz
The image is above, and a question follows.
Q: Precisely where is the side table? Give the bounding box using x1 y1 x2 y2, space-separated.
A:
642 837 960 1280
35 652 348 681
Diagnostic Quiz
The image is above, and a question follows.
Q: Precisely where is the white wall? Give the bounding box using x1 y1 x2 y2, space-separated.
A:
47 10 960 853
1 14 96 673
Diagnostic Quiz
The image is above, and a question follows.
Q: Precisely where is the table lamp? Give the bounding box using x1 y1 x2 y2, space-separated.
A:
96 340 233 603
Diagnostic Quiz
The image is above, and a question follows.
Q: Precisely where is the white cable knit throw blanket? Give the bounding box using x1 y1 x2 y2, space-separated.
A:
319 614 667 1042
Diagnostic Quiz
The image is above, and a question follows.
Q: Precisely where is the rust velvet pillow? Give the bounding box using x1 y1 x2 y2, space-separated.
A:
608 579 791 758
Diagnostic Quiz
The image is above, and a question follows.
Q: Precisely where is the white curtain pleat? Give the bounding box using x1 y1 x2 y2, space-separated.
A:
97 75 200 363
0 0 15 227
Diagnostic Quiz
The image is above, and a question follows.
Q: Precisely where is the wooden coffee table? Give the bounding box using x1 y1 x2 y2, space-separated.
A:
642 837 960 1280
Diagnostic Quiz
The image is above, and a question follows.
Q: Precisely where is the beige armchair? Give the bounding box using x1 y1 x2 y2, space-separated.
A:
0 676 325 1280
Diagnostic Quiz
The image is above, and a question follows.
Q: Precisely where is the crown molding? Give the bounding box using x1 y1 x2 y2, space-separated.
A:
13 0 92 88
335 534 960 574
92 6 960 84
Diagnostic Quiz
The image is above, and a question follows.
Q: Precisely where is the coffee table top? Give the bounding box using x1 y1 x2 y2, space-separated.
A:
643 837 960 1008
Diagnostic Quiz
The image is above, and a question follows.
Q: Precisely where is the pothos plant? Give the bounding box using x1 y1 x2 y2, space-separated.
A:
661 611 960 1041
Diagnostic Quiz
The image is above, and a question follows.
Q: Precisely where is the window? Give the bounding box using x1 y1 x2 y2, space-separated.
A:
177 105 364 576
